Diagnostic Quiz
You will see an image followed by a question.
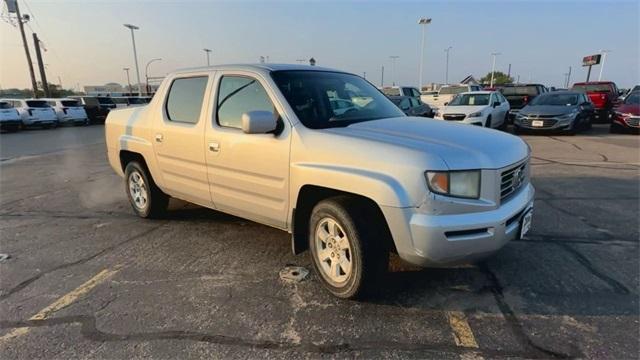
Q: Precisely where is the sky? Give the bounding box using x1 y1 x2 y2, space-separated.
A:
1 0 639 91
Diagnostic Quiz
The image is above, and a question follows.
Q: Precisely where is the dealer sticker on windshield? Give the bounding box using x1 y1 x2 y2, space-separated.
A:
532 120 544 127
520 208 533 239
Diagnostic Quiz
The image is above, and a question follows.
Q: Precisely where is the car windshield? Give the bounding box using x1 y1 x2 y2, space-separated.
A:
271 70 405 129
529 93 579 106
439 86 467 95
448 93 490 106
0 102 12 109
381 87 401 96
61 100 81 107
26 100 49 108
500 86 539 96
572 84 612 92
624 92 640 105
97 97 115 105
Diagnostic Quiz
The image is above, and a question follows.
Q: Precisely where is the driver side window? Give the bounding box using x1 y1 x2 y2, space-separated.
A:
217 76 276 129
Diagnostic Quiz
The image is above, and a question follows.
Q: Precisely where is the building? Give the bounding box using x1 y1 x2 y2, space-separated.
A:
83 83 124 95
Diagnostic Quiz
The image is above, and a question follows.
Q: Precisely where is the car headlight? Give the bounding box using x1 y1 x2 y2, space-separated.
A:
557 111 578 120
615 112 633 118
467 111 483 118
425 170 481 199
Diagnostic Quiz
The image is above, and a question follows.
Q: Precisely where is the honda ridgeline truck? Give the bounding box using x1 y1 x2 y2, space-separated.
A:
106 64 534 299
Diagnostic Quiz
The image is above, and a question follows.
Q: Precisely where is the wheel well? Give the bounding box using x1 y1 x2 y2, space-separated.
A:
291 185 395 255
119 150 146 172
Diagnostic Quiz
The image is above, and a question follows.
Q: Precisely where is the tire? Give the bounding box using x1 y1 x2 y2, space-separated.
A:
485 116 492 128
124 161 169 218
308 196 389 299
498 112 509 131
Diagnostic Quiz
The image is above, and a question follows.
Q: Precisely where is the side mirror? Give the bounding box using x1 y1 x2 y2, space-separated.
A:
443 102 449 106
493 101 500 108
241 111 277 134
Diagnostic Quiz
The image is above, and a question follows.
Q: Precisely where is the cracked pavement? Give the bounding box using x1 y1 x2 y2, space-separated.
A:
0 125 638 358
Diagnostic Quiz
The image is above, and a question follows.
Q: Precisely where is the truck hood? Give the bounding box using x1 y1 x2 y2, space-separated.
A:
441 105 488 115
327 117 529 170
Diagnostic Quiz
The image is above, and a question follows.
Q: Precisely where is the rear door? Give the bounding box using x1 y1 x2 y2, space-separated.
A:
205 71 291 228
152 72 213 206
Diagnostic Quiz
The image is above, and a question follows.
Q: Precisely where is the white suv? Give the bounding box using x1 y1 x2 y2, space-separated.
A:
0 98 58 128
44 98 89 126
435 91 510 129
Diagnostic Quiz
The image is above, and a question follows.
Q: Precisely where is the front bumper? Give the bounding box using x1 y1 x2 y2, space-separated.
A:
60 116 88 125
0 120 22 129
514 116 574 131
382 183 535 267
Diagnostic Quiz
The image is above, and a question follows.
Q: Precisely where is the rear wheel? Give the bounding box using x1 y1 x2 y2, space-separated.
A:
124 161 169 218
485 115 492 128
308 196 389 299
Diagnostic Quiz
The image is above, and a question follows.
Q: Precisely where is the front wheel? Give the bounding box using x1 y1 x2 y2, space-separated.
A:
308 197 388 299
124 161 169 218
485 115 492 128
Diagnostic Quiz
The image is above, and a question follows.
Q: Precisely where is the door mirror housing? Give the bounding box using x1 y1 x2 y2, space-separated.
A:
443 102 449 106
493 101 500 108
241 111 277 134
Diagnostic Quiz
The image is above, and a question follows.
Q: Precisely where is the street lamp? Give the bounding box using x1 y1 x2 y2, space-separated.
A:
203 48 212 66
389 55 399 86
123 67 132 94
418 17 432 90
598 49 611 81
123 24 142 96
490 52 501 88
444 46 452 85
145 58 162 95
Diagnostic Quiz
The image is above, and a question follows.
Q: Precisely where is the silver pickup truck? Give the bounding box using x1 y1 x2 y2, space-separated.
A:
105 64 534 299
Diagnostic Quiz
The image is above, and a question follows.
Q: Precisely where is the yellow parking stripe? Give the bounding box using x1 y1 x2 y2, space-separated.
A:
447 311 479 348
0 268 119 343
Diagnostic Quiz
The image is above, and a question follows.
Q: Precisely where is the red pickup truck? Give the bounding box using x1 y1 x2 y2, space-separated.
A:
571 81 620 123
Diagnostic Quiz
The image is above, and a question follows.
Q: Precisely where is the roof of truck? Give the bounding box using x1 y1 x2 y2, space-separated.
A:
174 63 343 75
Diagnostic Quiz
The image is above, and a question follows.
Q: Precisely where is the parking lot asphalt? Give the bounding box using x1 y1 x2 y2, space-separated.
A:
0 125 638 359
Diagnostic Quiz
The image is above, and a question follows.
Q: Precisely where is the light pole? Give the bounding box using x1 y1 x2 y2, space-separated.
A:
123 67 132 94
418 18 432 90
490 52 501 88
203 48 212 66
444 46 452 85
124 24 142 96
145 58 162 95
389 55 399 86
598 49 611 81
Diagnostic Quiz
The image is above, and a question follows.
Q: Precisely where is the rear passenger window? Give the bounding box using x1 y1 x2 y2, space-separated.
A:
166 76 208 124
217 76 276 129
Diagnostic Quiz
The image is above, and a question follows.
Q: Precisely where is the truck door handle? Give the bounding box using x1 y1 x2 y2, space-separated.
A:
155 133 163 142
208 142 220 152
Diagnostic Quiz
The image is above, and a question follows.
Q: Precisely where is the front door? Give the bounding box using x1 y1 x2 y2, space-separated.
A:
152 73 213 206
205 72 291 228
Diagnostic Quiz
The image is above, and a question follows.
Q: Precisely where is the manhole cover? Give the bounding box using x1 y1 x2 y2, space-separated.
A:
0 254 11 263
279 266 309 283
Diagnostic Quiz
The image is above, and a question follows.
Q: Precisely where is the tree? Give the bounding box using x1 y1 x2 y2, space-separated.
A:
480 71 513 86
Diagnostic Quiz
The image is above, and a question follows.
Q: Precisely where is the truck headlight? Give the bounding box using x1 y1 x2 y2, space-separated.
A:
425 170 481 199
467 111 483 118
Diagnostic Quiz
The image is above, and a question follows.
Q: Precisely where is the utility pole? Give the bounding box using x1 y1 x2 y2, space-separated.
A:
507 63 511 78
389 56 399 86
13 0 38 97
363 72 366 80
124 24 142 96
203 48 212 66
490 52 500 88
598 49 611 81
32 33 50 97
123 68 132 94
566 66 572 88
381 65 384 87
444 46 452 85
418 18 432 90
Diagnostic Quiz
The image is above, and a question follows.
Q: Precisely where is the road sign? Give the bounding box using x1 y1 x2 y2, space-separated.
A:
582 54 601 67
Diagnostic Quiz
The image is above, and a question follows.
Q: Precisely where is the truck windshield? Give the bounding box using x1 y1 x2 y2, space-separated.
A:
271 71 404 129
381 88 401 96
439 86 467 95
448 94 490 106
624 92 639 105
529 93 579 106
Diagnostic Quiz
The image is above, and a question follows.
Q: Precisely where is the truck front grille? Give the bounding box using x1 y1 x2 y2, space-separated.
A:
500 161 528 201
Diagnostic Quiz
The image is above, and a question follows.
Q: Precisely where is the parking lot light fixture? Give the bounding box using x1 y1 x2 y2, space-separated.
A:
389 55 400 86
598 49 611 81
444 46 452 85
123 67 132 94
490 52 501 88
418 18 432 90
203 48 212 66
124 24 142 96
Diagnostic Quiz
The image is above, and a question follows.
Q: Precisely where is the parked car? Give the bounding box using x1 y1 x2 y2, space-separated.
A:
513 91 594 135
389 96 434 117
0 98 58 128
106 64 534 299
434 91 510 129
381 86 422 99
420 84 483 111
44 98 89 126
610 91 639 133
571 81 620 123
70 96 115 123
0 100 23 132
499 84 548 121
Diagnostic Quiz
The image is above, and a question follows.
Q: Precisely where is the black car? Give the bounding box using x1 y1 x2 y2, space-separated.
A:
70 96 117 124
389 96 434 117
499 84 548 121
513 91 594 135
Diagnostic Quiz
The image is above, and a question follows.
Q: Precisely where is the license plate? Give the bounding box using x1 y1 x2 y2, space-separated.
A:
532 120 544 127
520 209 533 239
